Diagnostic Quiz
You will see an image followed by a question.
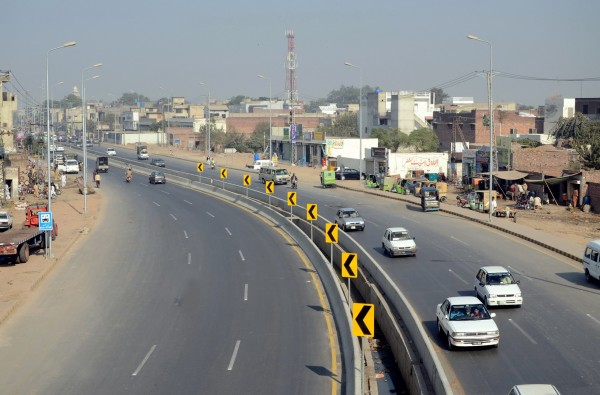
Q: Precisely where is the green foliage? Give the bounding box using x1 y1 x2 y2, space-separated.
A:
408 128 439 152
552 113 600 169
223 131 248 152
430 88 448 105
228 95 246 106
23 135 45 156
370 128 409 152
120 92 151 106
329 112 358 137
247 122 269 152
326 84 376 106
515 138 541 148
59 94 82 108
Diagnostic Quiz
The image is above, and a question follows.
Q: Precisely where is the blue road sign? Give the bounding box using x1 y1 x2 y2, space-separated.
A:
38 212 53 231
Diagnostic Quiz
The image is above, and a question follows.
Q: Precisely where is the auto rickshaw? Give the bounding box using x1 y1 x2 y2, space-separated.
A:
365 174 379 188
420 187 440 212
379 176 397 192
320 170 336 188
467 190 499 212
422 181 448 202
391 178 404 194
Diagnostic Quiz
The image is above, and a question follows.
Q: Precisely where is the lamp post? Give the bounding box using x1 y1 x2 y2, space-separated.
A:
467 34 494 222
51 81 63 132
81 63 102 214
46 41 76 257
198 82 211 155
344 62 363 180
257 75 272 160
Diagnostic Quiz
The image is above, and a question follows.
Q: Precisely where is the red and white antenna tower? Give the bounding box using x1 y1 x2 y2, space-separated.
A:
285 30 298 120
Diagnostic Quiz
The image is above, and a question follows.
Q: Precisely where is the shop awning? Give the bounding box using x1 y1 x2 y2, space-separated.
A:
480 170 530 181
525 172 582 185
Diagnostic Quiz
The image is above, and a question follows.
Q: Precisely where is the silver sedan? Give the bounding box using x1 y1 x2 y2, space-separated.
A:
334 208 365 231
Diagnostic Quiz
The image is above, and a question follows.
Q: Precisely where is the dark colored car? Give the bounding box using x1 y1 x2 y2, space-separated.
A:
335 168 361 180
151 158 166 167
149 171 166 184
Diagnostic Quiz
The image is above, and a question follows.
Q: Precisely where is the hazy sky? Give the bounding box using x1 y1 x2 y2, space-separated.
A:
3 0 599 108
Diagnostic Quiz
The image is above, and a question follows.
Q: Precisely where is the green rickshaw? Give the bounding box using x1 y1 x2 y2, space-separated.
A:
320 170 336 188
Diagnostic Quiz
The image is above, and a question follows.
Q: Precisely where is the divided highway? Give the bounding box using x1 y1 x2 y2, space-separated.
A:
106 148 600 395
0 162 340 395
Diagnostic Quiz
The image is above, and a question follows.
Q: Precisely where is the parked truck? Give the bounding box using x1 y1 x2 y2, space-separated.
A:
0 229 47 263
136 144 149 160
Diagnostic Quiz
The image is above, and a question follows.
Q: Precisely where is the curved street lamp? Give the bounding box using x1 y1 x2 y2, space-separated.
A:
257 75 272 159
344 62 363 179
81 63 102 214
198 82 211 154
46 40 76 257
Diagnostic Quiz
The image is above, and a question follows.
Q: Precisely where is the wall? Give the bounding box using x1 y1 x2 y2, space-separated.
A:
512 145 575 178
387 152 449 178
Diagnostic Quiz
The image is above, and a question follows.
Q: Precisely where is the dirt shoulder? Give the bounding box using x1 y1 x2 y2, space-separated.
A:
0 174 103 326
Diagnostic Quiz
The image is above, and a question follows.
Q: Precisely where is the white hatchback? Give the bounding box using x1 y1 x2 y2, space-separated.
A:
106 148 117 156
381 227 416 257
475 266 523 307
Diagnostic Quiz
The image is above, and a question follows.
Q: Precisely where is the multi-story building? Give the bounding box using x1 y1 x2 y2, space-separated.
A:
364 90 435 136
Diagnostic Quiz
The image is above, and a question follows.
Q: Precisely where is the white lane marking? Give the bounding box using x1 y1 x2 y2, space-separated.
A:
206 212 215 218
244 284 248 301
161 190 170 195
239 250 245 261
227 340 241 371
187 253 191 265
184 230 189 239
132 345 157 376
587 314 600 325
170 214 177 221
225 227 232 236
451 236 469 246
184 200 193 205
448 269 469 285
508 319 538 344
153 202 160 207
402 217 419 224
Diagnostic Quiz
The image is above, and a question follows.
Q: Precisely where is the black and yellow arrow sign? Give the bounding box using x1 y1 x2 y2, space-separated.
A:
265 181 274 194
341 253 358 278
352 303 375 337
243 174 251 186
287 192 296 206
220 168 228 179
306 204 318 221
197 162 204 172
325 223 338 243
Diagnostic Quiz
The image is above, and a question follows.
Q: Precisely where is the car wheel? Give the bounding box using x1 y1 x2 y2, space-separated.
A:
447 335 454 351
382 243 387 256
585 269 592 283
437 319 443 336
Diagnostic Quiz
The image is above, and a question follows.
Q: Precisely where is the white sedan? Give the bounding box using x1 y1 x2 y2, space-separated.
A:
381 227 416 257
106 148 117 156
436 296 499 350
474 266 523 307
0 211 13 231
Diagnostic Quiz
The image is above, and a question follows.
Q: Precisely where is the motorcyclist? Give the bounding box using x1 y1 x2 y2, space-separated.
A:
291 173 298 189
125 167 133 181
210 158 216 169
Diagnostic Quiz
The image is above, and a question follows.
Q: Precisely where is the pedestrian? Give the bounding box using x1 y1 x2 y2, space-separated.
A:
490 196 497 215
572 188 579 208
61 172 67 188
33 183 39 198
94 172 101 188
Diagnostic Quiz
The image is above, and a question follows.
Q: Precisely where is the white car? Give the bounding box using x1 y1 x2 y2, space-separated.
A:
56 145 65 152
106 148 117 156
335 208 365 232
474 266 523 307
0 212 13 231
436 296 499 350
381 227 416 257
508 384 561 395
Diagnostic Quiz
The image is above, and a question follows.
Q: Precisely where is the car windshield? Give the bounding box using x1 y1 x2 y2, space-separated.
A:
486 273 514 285
391 231 410 241
0 214 8 219
449 304 491 320
275 169 288 175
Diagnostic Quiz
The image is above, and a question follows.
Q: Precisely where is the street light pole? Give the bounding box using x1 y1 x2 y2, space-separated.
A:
257 75 272 159
344 62 363 179
467 34 494 222
199 82 211 154
46 41 76 257
81 63 102 214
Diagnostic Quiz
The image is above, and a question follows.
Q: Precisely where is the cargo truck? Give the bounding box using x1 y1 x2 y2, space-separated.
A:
136 144 149 160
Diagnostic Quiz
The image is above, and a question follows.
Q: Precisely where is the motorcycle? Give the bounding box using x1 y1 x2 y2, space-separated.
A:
291 179 298 189
125 175 132 183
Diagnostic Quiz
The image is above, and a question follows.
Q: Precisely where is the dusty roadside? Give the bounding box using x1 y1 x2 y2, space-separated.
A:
0 175 103 326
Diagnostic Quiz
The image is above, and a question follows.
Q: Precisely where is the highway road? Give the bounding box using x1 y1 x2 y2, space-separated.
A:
0 159 340 395
103 147 600 395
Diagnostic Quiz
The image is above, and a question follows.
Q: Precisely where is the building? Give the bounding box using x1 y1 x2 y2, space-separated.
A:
364 90 435 136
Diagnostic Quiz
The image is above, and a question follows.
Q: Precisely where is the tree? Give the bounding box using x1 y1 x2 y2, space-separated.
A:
430 88 448 105
223 130 248 152
248 122 269 152
119 92 151 106
60 94 82 108
515 138 541 148
326 85 376 106
371 128 409 152
228 95 246 106
552 113 600 169
408 127 439 152
329 112 358 137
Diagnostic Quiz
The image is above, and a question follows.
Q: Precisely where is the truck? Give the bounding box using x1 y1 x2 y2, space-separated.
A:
0 229 47 263
136 144 149 160
96 156 109 173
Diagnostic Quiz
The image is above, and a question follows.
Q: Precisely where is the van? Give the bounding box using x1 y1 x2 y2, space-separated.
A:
259 166 290 185
583 239 600 283
253 159 274 170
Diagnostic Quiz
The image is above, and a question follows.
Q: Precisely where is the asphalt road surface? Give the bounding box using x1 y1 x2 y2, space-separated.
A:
101 147 600 395
0 161 340 395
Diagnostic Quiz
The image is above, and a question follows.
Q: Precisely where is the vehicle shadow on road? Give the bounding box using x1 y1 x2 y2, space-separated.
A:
305 365 341 383
555 272 600 293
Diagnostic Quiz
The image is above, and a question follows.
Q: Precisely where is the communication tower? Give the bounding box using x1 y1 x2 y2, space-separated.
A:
285 30 298 165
